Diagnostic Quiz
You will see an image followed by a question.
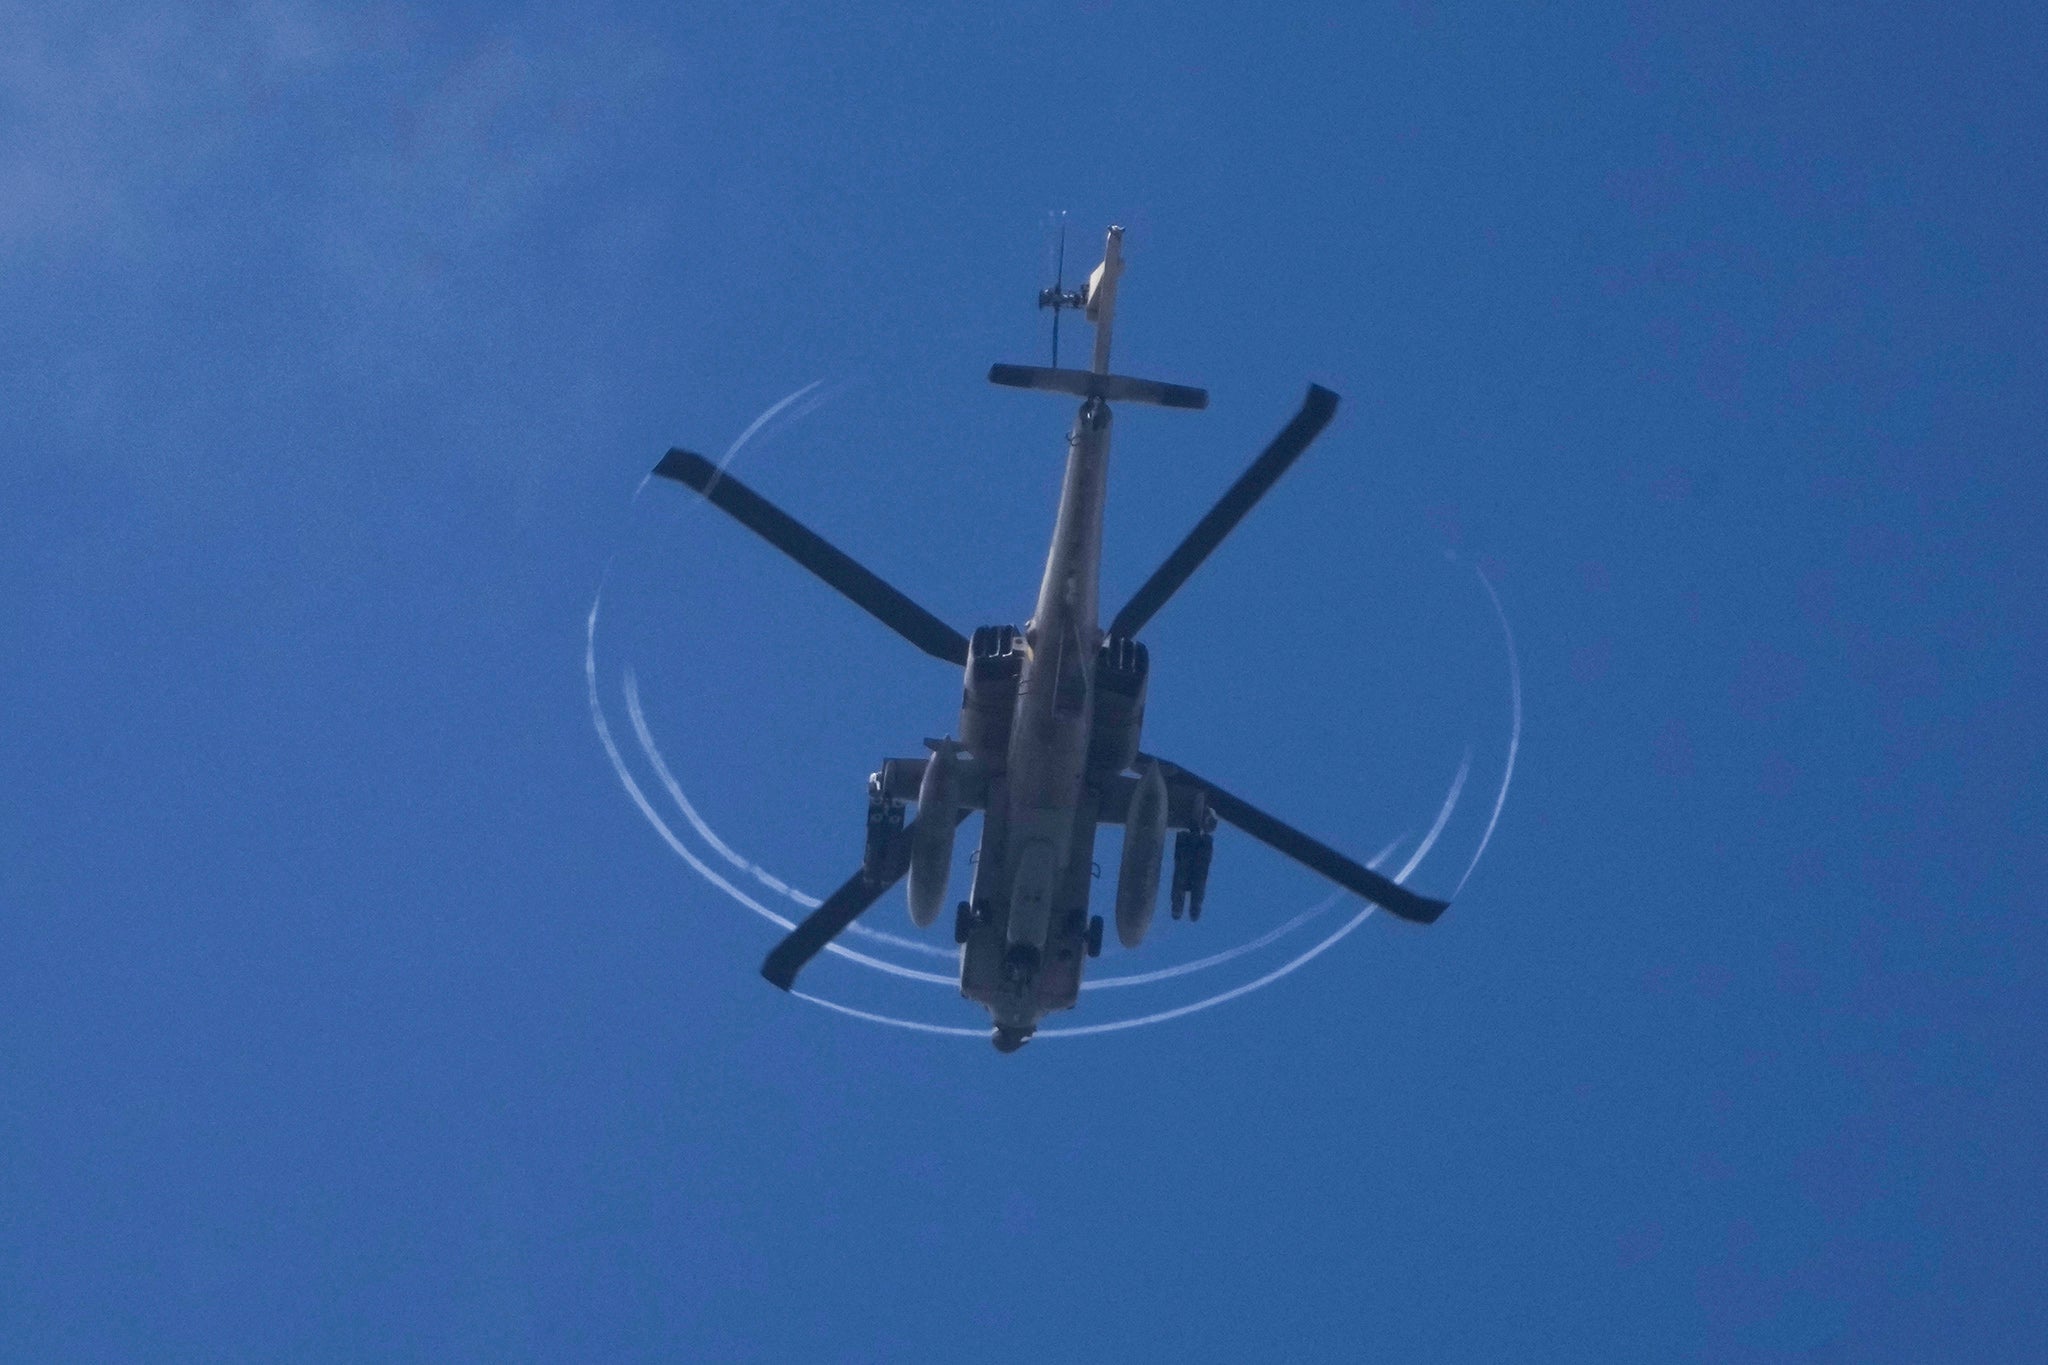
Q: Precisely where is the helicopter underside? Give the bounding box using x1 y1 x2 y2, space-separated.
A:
955 791 1101 1044
649 226 1452 1047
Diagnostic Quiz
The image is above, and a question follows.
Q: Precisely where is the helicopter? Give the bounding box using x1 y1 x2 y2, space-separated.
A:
651 225 1449 1051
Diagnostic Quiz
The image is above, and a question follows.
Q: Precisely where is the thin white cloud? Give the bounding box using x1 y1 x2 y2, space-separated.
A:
0 1 339 257
0 4 663 279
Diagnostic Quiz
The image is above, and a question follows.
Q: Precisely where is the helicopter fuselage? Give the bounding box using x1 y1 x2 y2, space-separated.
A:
667 223 1450 1050
959 397 1115 1045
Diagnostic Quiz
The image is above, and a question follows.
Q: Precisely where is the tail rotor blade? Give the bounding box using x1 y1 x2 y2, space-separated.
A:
1109 385 1339 640
1142 753 1450 924
653 448 969 666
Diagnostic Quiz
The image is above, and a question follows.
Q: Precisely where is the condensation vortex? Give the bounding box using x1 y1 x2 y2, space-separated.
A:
587 382 1522 1039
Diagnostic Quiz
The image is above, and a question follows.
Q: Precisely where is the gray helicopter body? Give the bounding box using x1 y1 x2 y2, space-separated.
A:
653 226 1449 1051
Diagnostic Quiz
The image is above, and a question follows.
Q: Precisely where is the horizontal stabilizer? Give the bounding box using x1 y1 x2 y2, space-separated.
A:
988 364 1208 411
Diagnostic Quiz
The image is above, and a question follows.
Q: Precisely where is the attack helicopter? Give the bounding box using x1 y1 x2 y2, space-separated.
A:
651 225 1449 1051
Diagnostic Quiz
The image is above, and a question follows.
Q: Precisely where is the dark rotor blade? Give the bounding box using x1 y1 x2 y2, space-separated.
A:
758 807 973 991
1142 753 1449 924
1109 385 1340 640
760 865 897 992
653 448 969 666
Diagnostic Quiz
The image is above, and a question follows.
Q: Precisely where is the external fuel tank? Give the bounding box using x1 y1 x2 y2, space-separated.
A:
1114 757 1168 947
906 742 960 927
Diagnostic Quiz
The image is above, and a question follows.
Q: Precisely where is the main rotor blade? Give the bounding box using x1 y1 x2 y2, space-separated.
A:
1142 753 1450 924
1109 385 1340 640
760 865 897 992
653 448 969 666
759 807 972 991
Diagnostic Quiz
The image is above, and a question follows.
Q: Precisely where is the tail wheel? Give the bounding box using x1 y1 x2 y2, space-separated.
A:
1085 915 1104 958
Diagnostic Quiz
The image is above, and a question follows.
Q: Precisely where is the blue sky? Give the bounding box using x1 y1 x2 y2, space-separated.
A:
4 1 2044 1359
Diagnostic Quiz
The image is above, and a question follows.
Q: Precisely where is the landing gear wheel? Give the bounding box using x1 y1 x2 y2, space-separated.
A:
953 901 973 945
1085 915 1104 958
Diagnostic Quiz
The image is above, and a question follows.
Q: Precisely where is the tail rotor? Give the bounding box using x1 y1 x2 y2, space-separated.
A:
1037 210 1085 369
